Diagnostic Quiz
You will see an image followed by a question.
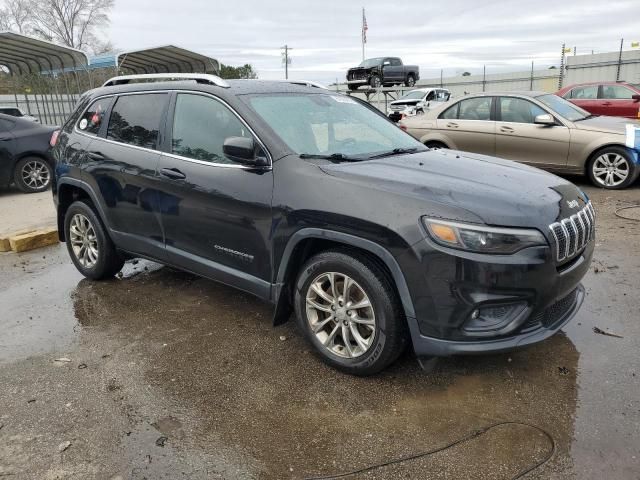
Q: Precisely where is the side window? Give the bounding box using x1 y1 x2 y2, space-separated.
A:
499 97 547 124
77 98 112 136
439 103 459 119
457 97 492 121
171 93 253 165
570 86 598 99
600 85 634 99
390 58 402 66
107 94 167 149
425 91 436 101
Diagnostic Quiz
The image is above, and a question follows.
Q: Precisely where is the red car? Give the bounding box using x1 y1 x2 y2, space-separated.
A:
557 81 640 119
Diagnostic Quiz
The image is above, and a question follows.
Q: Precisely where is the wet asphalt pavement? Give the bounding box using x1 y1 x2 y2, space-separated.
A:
1 179 639 479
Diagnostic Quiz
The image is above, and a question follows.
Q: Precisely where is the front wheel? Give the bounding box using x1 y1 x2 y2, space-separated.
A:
369 75 381 88
64 200 124 280
587 147 638 189
294 250 408 375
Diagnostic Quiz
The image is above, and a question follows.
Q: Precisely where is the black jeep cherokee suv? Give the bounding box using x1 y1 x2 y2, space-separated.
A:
52 73 594 375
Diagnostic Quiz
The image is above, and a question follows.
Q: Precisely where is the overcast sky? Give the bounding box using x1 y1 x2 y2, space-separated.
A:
107 0 639 84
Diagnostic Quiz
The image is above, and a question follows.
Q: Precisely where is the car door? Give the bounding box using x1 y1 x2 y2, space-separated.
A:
566 85 601 114
494 96 570 168
382 58 401 83
0 118 16 187
83 92 169 259
436 96 496 155
156 92 273 297
599 85 640 119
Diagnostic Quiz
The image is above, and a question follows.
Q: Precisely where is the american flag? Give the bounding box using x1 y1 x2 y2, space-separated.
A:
362 9 368 44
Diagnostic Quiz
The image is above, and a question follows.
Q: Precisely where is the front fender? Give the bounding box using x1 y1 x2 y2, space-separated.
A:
271 228 416 325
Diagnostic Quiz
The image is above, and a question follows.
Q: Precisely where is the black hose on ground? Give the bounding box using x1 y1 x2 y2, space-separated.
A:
303 421 556 480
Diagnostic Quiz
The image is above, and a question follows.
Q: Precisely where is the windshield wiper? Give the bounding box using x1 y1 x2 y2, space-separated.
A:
367 147 421 159
574 114 598 121
299 153 361 163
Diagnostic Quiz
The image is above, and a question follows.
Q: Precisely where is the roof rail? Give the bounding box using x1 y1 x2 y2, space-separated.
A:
102 73 230 88
283 80 328 89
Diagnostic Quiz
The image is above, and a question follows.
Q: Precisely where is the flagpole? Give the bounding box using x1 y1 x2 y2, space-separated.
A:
362 7 365 61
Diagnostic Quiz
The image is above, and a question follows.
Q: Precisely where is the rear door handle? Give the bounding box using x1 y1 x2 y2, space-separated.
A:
446 122 459 128
500 126 515 133
160 167 186 180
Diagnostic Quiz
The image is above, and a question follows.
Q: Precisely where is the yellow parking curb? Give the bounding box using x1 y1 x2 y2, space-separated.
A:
0 226 59 253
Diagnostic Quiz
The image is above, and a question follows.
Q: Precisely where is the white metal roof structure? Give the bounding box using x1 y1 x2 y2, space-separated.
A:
116 45 220 74
0 31 89 75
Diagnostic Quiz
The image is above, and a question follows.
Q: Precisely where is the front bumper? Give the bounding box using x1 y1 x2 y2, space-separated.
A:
397 236 594 357
346 79 368 85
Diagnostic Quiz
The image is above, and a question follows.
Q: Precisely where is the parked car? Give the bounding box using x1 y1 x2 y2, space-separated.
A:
346 57 419 90
53 74 593 375
387 88 451 122
400 91 640 189
0 107 40 123
557 82 640 119
0 113 57 193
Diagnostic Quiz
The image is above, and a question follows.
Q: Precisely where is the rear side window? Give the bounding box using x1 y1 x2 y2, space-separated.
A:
77 98 112 136
440 103 459 119
107 94 167 149
600 85 634 99
458 97 492 121
171 93 253 164
569 86 597 99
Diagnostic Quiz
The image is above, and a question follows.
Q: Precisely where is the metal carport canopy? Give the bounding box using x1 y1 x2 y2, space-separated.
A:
0 31 88 75
116 45 220 74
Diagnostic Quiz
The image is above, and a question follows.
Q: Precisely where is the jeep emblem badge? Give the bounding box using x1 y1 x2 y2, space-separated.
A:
567 200 579 209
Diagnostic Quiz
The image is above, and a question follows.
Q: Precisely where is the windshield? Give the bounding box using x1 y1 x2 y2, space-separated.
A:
536 94 591 121
358 58 384 68
400 90 427 100
246 93 424 158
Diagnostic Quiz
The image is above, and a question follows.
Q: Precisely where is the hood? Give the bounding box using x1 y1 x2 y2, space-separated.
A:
348 67 369 73
573 115 640 134
319 149 587 230
390 100 420 107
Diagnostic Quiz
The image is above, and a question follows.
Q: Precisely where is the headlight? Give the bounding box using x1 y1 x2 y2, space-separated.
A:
423 218 547 254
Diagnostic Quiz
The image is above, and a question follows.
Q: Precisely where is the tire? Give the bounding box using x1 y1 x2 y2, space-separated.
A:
64 200 124 280
405 75 416 87
369 75 381 88
294 249 408 376
416 109 424 115
13 157 52 193
425 141 447 150
587 146 638 189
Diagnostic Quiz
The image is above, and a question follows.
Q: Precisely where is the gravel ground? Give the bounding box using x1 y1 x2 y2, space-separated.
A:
0 178 638 479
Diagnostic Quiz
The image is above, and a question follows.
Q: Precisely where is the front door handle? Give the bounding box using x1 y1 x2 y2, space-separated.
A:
500 126 515 133
602 102 612 106
87 151 105 160
160 167 186 180
446 122 459 128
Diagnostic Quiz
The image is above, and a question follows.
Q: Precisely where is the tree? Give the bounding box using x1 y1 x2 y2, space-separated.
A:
0 0 115 54
461 71 471 76
219 64 258 79
0 0 31 34
548 66 557 70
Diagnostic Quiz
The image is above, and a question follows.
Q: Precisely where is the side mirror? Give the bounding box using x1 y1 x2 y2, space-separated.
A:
223 137 268 167
632 94 640 102
534 113 556 126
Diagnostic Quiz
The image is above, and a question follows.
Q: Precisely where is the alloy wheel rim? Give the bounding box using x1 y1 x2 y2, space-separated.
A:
69 213 99 268
593 153 629 187
305 272 376 359
21 160 50 190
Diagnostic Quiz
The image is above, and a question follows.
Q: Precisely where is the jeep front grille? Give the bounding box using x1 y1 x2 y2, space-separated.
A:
549 202 595 262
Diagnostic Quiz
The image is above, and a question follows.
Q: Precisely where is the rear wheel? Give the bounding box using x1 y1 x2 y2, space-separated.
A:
425 141 447 150
405 75 416 87
64 200 124 280
14 157 52 193
587 147 637 189
294 250 408 375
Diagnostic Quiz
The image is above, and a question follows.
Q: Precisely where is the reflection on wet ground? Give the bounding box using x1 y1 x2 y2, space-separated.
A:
1 182 639 479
